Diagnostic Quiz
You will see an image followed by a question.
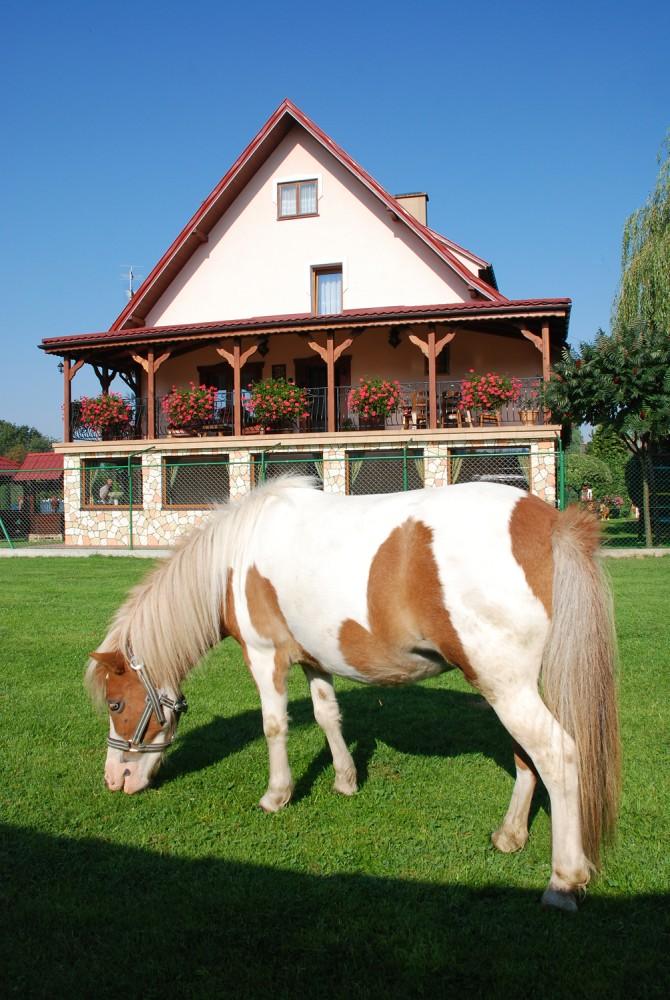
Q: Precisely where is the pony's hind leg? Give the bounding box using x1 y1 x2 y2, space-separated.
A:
247 647 294 813
492 743 537 853
491 685 590 911
302 666 357 796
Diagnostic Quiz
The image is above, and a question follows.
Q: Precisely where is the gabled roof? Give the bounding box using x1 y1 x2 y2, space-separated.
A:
14 452 63 482
111 99 503 332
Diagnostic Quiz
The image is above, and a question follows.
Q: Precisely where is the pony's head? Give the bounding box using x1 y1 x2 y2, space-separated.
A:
87 649 188 794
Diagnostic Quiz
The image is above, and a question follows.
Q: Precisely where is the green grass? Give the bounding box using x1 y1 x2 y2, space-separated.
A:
1 557 669 999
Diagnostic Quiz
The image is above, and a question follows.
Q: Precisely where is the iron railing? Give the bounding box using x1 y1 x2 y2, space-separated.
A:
70 378 545 441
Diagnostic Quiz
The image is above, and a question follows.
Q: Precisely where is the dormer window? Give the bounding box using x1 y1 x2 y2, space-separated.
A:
278 179 318 219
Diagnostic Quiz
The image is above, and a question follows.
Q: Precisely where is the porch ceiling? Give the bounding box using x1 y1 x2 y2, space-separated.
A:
40 298 570 361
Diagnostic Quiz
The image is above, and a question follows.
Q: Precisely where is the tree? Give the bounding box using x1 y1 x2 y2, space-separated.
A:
0 420 54 462
544 327 670 545
564 452 612 502
615 136 670 334
587 425 629 500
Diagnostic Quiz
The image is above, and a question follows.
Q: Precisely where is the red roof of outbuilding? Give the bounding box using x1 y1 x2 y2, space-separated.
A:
14 452 64 482
0 456 20 471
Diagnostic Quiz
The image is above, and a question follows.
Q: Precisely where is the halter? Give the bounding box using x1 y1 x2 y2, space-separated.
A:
106 657 188 754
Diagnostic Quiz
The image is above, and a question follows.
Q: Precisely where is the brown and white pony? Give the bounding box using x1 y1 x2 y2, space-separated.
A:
87 477 621 911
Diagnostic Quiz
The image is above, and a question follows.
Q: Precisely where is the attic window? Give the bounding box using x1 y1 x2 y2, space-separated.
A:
278 179 318 219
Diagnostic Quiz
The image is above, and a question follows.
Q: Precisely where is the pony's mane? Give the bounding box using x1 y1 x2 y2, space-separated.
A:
87 475 317 694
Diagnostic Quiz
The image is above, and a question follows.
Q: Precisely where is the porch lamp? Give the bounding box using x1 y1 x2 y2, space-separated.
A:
388 329 402 349
57 361 64 373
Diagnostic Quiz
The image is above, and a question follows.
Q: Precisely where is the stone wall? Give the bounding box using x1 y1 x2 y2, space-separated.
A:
61 432 559 547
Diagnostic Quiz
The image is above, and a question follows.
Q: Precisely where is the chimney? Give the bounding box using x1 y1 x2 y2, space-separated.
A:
394 192 429 226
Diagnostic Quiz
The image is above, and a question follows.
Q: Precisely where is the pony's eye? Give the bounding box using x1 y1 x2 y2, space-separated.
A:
108 701 123 713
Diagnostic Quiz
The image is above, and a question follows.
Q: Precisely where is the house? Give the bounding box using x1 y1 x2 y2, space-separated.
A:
40 99 568 547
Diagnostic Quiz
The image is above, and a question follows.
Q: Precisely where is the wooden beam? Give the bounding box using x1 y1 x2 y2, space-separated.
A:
131 352 150 373
69 359 85 381
326 332 336 432
520 327 542 351
408 333 430 359
333 337 353 363
153 350 172 372
192 228 208 244
307 340 328 362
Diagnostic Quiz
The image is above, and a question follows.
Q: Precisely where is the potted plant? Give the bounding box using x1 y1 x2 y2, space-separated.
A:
347 377 402 429
79 392 133 440
161 383 218 435
458 371 522 425
243 378 309 432
518 384 542 425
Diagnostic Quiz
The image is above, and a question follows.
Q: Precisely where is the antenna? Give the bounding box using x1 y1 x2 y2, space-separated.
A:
120 265 144 300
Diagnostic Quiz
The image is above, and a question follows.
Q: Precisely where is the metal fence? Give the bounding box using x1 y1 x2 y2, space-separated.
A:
2 447 669 550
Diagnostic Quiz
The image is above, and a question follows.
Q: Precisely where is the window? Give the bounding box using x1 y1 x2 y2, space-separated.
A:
313 265 343 315
82 458 143 508
163 454 230 508
277 179 318 219
347 449 424 495
253 452 324 488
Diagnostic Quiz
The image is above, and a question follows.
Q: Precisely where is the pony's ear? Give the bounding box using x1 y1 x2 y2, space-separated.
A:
89 650 126 675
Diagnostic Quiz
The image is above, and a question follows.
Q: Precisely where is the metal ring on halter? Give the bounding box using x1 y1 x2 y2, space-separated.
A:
106 657 188 754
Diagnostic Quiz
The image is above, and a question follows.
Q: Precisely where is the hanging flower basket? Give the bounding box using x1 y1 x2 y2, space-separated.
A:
79 393 133 438
243 378 309 431
161 383 218 434
459 371 522 423
347 377 401 428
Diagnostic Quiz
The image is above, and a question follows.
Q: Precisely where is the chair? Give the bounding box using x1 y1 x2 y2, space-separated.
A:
412 390 427 429
440 390 461 429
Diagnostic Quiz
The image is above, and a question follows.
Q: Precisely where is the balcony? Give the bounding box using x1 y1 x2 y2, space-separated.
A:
70 377 546 442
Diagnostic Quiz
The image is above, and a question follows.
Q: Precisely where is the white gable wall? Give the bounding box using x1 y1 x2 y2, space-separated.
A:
146 128 472 327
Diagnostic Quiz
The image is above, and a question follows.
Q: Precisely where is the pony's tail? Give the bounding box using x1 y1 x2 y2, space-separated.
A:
540 506 621 870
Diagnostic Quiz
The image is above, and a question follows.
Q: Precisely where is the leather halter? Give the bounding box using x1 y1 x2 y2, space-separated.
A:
106 658 188 755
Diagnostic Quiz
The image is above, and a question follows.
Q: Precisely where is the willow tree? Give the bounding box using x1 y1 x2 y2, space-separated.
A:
615 136 670 333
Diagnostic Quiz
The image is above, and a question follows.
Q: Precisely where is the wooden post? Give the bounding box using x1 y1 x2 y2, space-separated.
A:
427 328 437 430
216 339 258 437
63 358 71 444
408 328 457 430
541 321 551 385
131 350 171 439
62 358 85 443
307 334 353 433
147 349 155 440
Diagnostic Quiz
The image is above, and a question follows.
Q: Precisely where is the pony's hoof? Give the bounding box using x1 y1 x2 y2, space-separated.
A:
491 827 527 853
333 773 358 796
258 787 292 813
541 888 579 912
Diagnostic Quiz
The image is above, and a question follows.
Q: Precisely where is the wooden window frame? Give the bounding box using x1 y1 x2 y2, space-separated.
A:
162 454 230 510
277 179 319 220
311 264 343 315
81 458 143 510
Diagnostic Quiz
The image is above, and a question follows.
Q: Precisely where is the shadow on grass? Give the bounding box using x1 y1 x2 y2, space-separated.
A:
1 823 667 999
161 685 517 788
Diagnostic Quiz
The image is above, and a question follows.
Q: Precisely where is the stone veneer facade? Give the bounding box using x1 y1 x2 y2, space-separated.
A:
57 427 560 548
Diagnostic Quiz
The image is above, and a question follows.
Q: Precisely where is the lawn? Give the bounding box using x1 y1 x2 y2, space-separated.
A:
1 557 668 999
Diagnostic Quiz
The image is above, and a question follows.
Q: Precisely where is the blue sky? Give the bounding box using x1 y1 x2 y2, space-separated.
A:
2 0 668 439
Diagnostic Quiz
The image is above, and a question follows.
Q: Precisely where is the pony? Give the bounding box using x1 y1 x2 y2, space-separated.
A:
87 477 620 911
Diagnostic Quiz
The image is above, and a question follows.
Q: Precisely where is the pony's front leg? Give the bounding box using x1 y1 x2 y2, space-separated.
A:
247 648 294 813
492 743 537 853
303 666 357 796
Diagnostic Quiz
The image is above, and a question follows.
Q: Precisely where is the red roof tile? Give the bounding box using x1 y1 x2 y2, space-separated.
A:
14 452 63 482
0 456 21 471
41 298 571 351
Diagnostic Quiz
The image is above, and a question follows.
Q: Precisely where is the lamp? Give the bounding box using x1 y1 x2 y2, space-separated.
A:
388 329 401 349
258 336 270 357
57 361 64 374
